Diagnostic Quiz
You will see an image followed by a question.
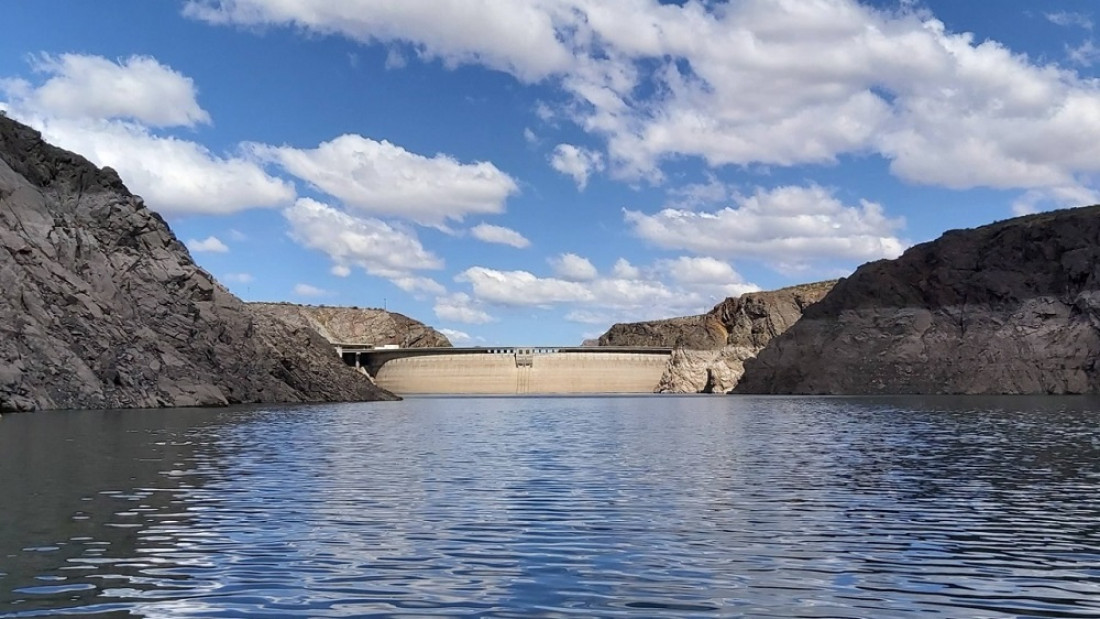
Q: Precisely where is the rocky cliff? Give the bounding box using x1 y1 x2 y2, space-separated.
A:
736 206 1100 394
0 116 396 412
249 303 451 348
597 281 835 392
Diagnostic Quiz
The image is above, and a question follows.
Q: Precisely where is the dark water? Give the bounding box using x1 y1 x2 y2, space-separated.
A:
3 396 1100 618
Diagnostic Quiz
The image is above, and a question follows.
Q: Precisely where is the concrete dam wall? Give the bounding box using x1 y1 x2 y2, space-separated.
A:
371 350 670 395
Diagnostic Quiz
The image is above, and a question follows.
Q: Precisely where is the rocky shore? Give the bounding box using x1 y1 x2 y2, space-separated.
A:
736 206 1100 394
0 116 396 412
598 281 835 392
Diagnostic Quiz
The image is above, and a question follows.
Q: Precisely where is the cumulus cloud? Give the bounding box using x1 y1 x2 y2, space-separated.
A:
470 223 531 248
458 266 593 307
549 253 598 282
29 118 295 215
0 53 294 215
454 254 758 325
182 0 574 82
14 53 210 127
283 198 442 287
549 143 604 189
625 184 907 270
293 283 328 297
187 0 1100 210
656 256 755 298
253 134 519 224
391 276 446 296
611 258 640 279
186 236 229 253
434 292 495 324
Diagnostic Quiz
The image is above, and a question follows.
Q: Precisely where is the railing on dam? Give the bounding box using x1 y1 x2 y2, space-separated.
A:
332 345 675 395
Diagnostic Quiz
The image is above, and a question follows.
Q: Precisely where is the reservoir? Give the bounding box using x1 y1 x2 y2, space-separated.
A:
2 395 1100 617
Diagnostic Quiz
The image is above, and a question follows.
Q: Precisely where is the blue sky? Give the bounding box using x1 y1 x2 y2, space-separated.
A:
3 1 1100 346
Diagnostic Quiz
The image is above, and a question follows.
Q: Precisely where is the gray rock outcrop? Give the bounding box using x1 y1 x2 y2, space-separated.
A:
249 303 451 348
597 281 835 392
736 205 1100 394
0 116 396 412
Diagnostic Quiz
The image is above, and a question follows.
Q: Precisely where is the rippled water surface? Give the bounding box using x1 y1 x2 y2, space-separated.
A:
3 395 1100 617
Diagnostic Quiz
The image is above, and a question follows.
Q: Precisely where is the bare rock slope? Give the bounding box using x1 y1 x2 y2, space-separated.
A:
249 303 451 348
736 205 1100 394
0 116 396 412
597 281 835 392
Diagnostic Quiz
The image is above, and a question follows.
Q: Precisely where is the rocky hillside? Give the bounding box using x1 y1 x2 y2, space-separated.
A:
597 281 835 392
737 205 1100 394
250 303 451 348
0 116 396 412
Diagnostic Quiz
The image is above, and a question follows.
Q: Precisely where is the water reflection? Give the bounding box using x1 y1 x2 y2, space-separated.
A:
1 396 1100 617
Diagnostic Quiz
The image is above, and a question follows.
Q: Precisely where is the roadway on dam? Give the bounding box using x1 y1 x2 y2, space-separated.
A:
336 346 673 395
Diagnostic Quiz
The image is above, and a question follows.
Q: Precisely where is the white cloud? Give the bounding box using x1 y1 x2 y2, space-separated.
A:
434 292 494 324
1047 12 1093 30
1011 185 1100 216
1067 40 1100 67
187 236 229 253
549 252 598 282
391 276 446 296
24 118 296 215
660 256 738 285
459 266 593 307
18 53 210 127
625 184 906 270
294 283 328 297
611 258 640 279
187 0 1100 210
253 134 519 224
222 272 254 284
331 264 352 277
549 143 604 190
665 174 733 209
284 198 443 286
183 0 574 82
470 223 530 248
455 256 758 325
1 54 294 216
439 327 473 344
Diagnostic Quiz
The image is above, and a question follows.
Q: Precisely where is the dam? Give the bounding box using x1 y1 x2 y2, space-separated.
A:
335 345 673 395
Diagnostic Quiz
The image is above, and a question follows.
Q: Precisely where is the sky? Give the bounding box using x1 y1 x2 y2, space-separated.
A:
3 1 1100 346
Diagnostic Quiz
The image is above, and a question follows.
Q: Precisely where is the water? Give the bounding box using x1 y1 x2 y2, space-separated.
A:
2 395 1100 617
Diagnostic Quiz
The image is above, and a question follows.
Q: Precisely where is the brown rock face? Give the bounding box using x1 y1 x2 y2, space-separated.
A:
598 281 835 350
0 116 396 412
597 315 728 349
736 205 1100 394
596 281 835 392
250 303 451 348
